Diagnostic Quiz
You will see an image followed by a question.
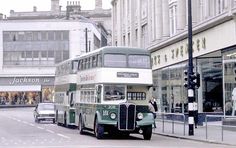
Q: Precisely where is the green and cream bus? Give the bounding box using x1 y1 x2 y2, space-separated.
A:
75 46 154 140
54 57 79 127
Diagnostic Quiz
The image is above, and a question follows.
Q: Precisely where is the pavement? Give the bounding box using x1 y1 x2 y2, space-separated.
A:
153 120 236 146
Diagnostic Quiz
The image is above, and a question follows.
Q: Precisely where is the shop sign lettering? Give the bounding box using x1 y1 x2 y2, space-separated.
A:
152 37 206 66
9 77 51 85
80 74 95 82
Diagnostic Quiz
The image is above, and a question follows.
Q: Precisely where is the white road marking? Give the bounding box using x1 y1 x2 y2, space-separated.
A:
29 123 35 126
37 126 44 130
46 129 55 134
57 133 71 139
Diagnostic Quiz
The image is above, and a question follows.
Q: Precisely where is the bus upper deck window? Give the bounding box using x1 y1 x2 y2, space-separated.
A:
128 55 150 68
104 54 126 68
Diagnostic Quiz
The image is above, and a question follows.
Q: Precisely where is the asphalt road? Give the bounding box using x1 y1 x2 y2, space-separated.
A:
0 107 234 148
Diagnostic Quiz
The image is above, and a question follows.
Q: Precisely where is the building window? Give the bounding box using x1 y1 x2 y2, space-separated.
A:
169 3 177 36
94 34 100 50
135 29 138 46
141 24 148 48
223 49 236 115
128 33 130 46
26 51 32 59
217 0 225 14
123 35 126 46
3 31 69 66
33 51 39 59
153 62 188 113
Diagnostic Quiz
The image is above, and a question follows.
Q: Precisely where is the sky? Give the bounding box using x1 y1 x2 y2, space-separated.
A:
0 0 112 16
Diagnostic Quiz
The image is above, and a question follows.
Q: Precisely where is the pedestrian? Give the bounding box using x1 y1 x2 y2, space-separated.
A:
148 97 157 128
149 96 158 112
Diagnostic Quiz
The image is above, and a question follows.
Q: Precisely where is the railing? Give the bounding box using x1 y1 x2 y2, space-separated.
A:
155 112 186 136
205 115 236 143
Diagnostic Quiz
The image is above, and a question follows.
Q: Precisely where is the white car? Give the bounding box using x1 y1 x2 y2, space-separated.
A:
34 103 55 123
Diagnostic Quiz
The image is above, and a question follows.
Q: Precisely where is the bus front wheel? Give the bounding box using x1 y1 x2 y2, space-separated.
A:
94 118 104 139
78 115 85 134
143 125 152 140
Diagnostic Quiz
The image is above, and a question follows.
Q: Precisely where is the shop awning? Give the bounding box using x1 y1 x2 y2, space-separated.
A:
0 85 41 92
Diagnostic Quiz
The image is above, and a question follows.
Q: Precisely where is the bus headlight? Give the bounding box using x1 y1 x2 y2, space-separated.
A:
137 112 143 120
110 112 116 120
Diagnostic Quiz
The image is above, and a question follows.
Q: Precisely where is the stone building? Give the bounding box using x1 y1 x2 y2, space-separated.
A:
112 0 236 115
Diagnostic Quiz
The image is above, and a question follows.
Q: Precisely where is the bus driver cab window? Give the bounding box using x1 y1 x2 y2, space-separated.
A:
96 85 102 103
104 85 125 101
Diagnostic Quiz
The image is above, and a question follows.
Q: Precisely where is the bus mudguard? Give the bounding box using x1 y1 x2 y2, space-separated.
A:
136 113 154 127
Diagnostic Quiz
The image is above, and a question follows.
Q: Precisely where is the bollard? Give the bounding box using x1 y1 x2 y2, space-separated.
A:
172 114 174 134
221 117 223 141
205 115 208 140
162 113 165 133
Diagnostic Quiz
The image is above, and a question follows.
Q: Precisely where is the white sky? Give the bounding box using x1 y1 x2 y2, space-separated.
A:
0 0 112 16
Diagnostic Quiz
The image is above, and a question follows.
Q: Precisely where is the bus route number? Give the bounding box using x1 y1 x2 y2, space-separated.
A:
103 110 109 116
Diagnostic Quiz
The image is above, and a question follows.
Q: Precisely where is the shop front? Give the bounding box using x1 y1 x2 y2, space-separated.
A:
223 47 236 116
0 77 54 106
151 20 236 114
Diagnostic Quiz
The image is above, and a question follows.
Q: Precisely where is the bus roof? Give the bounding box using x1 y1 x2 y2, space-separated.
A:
79 46 150 58
55 46 150 67
55 56 80 67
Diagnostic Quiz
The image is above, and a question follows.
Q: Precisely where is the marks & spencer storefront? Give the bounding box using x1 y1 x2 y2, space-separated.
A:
151 19 236 115
0 77 54 106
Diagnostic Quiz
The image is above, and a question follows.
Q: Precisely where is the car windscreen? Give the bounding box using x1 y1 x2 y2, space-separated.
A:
38 104 54 110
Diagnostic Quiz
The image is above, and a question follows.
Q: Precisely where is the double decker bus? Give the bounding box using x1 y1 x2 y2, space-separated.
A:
75 46 154 140
54 57 79 127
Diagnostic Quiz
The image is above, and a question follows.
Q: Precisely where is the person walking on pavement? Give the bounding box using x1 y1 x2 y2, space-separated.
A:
148 97 158 128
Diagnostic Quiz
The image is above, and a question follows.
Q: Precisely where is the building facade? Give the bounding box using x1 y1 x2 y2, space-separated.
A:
112 0 236 115
7 0 112 46
0 19 101 106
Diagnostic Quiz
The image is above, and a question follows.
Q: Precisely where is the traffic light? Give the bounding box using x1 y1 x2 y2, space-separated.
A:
195 73 200 89
184 70 188 88
183 70 200 89
189 72 201 89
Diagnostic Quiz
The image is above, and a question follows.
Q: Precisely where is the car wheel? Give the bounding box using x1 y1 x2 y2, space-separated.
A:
35 117 38 123
35 115 39 123
94 118 104 139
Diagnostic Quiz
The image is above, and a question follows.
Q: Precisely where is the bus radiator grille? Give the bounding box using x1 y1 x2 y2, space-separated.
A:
118 103 136 130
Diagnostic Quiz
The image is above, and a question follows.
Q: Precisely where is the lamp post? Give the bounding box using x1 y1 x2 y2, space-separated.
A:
187 0 194 136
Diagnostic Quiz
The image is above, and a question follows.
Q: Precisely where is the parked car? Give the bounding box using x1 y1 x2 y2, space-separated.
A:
34 102 55 123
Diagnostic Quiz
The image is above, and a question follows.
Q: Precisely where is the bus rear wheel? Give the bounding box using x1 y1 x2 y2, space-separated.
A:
143 125 152 140
78 116 85 134
94 118 104 139
64 112 67 127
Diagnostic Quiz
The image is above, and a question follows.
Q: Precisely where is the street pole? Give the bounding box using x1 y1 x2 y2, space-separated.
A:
187 0 194 136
